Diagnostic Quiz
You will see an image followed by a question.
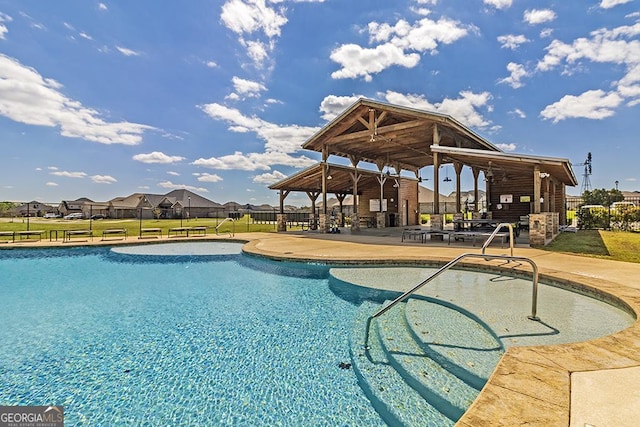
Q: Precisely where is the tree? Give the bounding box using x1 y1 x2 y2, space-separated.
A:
582 188 624 207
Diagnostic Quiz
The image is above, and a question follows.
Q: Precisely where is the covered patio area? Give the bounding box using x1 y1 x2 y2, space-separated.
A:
271 98 577 246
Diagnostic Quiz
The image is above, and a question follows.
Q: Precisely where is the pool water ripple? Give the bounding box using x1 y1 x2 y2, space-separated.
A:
0 243 386 426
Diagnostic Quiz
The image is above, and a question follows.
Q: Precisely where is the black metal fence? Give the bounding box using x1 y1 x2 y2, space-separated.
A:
567 196 640 231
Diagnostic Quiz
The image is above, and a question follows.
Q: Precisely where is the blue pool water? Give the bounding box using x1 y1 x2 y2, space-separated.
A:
0 243 389 426
0 242 634 426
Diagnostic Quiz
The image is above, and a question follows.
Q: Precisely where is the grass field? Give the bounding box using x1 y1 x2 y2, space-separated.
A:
0 215 295 237
544 230 640 263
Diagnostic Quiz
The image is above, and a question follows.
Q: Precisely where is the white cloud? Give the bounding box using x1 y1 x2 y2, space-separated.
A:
540 89 623 123
196 173 224 183
79 32 93 41
0 54 154 144
48 166 58 170
132 151 186 164
496 143 516 151
46 182 58 187
0 13 12 40
381 90 494 130
483 0 512 9
230 76 267 98
91 175 117 184
537 21 640 109
167 171 180 176
331 16 471 81
509 108 526 118
158 181 208 193
497 34 530 50
497 62 530 88
116 46 141 56
523 9 557 25
198 102 319 167
220 0 287 68
98 3 108 11
319 95 363 121
600 0 633 9
51 171 87 178
205 60 218 68
253 170 287 184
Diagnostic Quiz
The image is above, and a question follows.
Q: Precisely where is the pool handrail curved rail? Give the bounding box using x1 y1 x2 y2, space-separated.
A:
363 251 540 357
481 222 515 256
215 217 235 237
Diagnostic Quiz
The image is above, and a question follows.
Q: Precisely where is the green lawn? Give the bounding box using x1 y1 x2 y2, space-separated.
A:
0 215 293 237
544 230 640 263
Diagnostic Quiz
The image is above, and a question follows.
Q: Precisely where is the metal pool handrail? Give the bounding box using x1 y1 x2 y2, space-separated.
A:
215 218 235 237
364 252 540 352
481 222 515 256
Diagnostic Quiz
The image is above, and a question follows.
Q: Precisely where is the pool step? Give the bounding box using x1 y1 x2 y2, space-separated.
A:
350 302 454 427
376 302 482 421
351 299 505 426
404 298 504 389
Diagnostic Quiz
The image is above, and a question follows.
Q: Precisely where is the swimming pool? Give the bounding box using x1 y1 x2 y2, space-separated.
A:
0 242 634 426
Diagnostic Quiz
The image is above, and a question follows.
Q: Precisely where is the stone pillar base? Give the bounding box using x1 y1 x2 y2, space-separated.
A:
430 214 444 231
376 212 386 228
319 213 329 233
276 214 287 232
351 213 360 232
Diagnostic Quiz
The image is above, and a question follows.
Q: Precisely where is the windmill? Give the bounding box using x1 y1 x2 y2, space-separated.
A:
577 152 592 194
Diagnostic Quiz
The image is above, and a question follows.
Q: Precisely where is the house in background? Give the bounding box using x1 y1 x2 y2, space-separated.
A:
11 201 56 217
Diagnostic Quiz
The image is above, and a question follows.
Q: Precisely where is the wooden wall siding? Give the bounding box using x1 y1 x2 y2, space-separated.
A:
489 174 535 222
399 179 419 226
348 176 419 226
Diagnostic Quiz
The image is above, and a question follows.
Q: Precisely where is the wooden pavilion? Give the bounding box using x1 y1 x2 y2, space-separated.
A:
270 99 578 245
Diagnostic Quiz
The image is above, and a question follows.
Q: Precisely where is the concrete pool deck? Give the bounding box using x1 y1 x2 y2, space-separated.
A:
3 230 640 426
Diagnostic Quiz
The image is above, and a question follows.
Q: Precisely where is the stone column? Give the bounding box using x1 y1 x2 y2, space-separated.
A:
276 214 287 232
430 214 444 240
376 212 386 228
351 213 360 232
319 213 329 233
529 213 546 246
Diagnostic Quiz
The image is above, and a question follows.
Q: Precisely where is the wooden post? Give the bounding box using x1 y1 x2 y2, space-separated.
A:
432 124 440 214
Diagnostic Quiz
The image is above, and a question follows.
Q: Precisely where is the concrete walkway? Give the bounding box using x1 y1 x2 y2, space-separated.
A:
4 229 640 426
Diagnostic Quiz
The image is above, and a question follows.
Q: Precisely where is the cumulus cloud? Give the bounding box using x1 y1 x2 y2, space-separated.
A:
196 103 319 170
132 151 186 164
91 175 117 184
331 16 472 81
537 21 640 118
600 0 633 9
229 76 267 99
497 62 530 88
496 143 517 151
381 90 494 130
483 0 513 9
51 171 87 178
220 0 287 69
195 173 224 183
253 170 287 184
497 34 530 50
98 3 108 11
46 182 58 187
523 9 556 25
0 54 154 144
540 90 623 122
205 60 218 68
158 181 209 192
319 95 363 121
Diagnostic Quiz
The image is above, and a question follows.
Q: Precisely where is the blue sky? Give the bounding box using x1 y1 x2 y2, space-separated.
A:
0 0 638 206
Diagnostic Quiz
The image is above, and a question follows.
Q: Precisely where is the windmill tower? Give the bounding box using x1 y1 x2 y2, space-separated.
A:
578 152 592 194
